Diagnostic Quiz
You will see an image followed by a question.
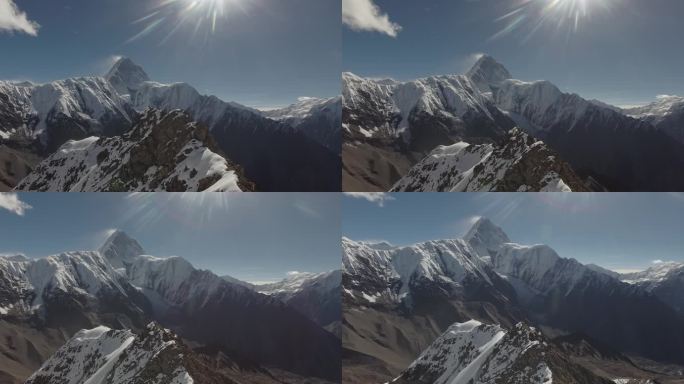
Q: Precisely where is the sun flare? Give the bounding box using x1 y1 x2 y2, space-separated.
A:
492 0 616 42
128 0 253 45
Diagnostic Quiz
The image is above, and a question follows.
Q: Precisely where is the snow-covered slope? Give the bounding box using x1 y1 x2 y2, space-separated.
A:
1 57 340 192
258 271 340 299
0 77 133 151
105 57 151 97
624 95 684 144
393 320 610 384
343 54 684 192
256 270 342 328
261 96 342 152
466 55 513 93
624 95 684 125
15 108 253 192
391 127 587 192
343 217 684 379
621 262 684 313
25 323 196 384
96 231 342 382
342 70 511 145
0 250 133 315
342 234 504 306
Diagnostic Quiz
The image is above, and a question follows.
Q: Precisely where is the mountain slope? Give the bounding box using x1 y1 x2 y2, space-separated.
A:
1 57 339 191
261 96 342 152
0 78 133 153
100 231 341 382
342 236 524 382
393 320 611 384
342 218 684 383
0 142 41 191
0 231 340 383
621 262 684 314
484 58 684 191
25 322 242 384
0 251 150 383
343 54 684 191
342 69 516 191
125 64 341 192
256 270 342 329
391 127 588 192
624 95 684 144
15 108 253 192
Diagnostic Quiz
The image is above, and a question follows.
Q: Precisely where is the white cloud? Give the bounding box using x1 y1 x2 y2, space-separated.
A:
0 0 39 36
0 193 32 216
342 0 402 37
343 192 395 207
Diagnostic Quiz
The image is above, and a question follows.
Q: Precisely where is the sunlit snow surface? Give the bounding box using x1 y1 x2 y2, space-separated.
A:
391 128 573 192
25 323 194 384
394 320 553 384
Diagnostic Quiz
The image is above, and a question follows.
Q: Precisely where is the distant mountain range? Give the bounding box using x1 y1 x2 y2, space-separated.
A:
0 231 341 384
343 55 684 192
0 57 341 192
342 218 684 383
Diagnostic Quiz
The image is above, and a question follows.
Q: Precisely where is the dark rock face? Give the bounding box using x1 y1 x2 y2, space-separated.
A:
209 106 341 192
262 271 342 329
539 108 684 191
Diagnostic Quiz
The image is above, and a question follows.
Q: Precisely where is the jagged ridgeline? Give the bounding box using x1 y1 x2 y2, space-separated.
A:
343 55 684 192
342 218 684 384
0 58 341 192
0 231 341 384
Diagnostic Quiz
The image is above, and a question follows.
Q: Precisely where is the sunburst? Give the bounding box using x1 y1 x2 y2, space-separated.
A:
491 0 617 42
127 0 255 45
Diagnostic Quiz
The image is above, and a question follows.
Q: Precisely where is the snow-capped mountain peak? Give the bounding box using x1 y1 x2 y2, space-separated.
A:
105 57 151 96
466 55 513 92
99 230 146 270
464 217 511 258
257 270 341 297
621 261 684 284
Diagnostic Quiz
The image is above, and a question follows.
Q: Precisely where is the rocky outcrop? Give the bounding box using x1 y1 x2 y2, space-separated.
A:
15 108 254 192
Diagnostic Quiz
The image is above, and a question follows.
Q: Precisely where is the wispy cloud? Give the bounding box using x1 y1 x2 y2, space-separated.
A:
0 0 39 36
342 0 402 37
294 200 320 218
0 193 32 216
343 192 395 207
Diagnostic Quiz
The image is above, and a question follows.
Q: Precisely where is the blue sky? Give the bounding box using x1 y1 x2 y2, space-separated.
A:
343 0 684 107
0 193 341 283
342 193 684 273
0 0 340 108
